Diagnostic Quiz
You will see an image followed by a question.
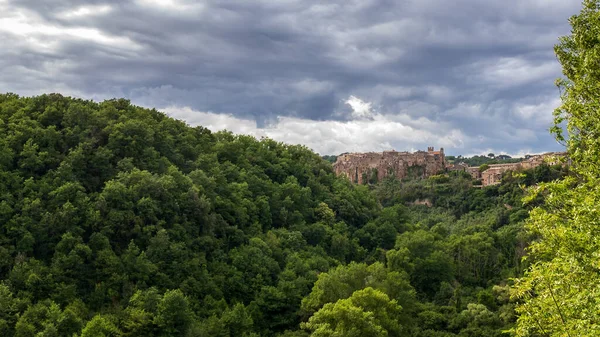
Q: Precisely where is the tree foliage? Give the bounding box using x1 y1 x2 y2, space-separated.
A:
301 287 402 337
0 93 566 336
511 1 600 336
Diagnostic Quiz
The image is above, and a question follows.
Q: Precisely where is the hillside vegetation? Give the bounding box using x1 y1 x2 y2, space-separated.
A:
3 0 600 335
0 93 567 336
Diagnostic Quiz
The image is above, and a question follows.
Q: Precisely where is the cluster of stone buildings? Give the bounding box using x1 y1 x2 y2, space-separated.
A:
333 147 566 187
333 147 446 185
451 152 567 186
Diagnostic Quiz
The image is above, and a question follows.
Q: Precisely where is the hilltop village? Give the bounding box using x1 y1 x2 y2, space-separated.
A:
333 147 566 186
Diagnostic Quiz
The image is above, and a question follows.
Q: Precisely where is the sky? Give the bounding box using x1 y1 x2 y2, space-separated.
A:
0 0 582 156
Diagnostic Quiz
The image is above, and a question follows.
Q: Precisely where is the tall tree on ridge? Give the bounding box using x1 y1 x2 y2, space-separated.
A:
512 1 600 336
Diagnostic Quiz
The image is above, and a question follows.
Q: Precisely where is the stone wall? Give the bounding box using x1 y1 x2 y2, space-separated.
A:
333 147 446 184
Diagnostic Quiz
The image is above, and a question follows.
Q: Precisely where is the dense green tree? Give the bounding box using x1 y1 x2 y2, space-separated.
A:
511 1 600 336
301 261 416 330
80 315 120 337
301 287 402 337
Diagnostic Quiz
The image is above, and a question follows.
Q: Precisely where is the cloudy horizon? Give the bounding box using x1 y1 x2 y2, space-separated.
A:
0 0 580 156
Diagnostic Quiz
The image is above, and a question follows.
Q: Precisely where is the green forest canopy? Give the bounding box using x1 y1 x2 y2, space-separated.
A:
0 93 566 336
2 1 600 334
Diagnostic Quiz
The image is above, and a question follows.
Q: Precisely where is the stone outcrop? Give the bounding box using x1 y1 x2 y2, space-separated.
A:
333 147 446 184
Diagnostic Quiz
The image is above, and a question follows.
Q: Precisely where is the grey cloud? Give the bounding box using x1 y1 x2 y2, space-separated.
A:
0 0 580 155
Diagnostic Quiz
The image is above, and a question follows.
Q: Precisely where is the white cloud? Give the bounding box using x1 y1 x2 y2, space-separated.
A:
57 5 113 19
136 0 181 8
163 105 467 155
513 97 559 125
135 0 205 14
161 106 261 136
0 7 142 53
470 57 559 88
345 95 374 119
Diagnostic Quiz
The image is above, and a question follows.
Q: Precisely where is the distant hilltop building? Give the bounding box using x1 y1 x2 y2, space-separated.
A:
333 147 446 184
462 152 568 186
334 148 567 186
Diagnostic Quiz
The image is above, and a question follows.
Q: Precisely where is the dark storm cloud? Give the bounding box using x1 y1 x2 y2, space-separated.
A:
0 0 581 155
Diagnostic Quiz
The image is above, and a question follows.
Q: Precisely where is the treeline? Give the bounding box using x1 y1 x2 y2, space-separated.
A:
0 93 563 336
447 155 523 167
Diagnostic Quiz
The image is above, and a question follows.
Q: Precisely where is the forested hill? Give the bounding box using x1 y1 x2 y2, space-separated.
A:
0 93 565 336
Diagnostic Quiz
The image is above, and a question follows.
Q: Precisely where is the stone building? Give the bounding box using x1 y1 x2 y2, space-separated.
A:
333 147 446 184
475 152 567 186
466 166 482 180
447 162 469 172
480 164 519 186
